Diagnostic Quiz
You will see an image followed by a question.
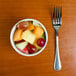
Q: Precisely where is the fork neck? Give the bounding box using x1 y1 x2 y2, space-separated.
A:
56 31 58 36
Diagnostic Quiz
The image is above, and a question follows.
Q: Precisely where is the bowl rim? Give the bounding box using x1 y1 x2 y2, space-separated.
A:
10 18 48 56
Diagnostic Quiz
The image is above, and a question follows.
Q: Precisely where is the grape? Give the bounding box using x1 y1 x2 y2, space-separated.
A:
37 38 45 47
26 43 37 53
17 21 28 31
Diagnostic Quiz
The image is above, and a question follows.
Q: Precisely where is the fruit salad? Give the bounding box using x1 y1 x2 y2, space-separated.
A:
13 21 46 54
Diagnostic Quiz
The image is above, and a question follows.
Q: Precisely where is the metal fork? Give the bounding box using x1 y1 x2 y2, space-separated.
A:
52 7 62 71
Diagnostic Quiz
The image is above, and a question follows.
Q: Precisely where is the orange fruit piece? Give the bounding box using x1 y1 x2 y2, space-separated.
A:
33 26 44 39
28 24 34 31
13 29 23 42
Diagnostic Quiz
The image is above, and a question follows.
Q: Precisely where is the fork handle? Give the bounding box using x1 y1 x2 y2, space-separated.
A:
54 31 61 71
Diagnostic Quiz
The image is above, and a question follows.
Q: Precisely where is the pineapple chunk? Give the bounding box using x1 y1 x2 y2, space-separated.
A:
16 42 28 50
22 30 35 44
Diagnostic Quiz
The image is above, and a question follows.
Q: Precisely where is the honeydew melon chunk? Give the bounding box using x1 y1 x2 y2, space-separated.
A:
33 21 40 26
34 43 41 50
16 42 28 50
41 33 46 40
22 30 35 44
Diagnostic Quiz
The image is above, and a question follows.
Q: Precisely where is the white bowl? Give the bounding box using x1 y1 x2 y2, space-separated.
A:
10 19 48 56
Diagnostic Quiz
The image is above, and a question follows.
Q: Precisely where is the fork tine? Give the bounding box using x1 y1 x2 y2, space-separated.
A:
53 7 55 18
56 7 57 18
60 7 62 17
55 7 57 24
60 7 62 24
58 7 59 18
53 7 55 24
58 7 60 24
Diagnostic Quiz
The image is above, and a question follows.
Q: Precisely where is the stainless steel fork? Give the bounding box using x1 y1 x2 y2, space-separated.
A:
52 7 62 71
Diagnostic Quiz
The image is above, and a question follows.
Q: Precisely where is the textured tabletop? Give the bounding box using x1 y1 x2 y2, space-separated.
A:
0 0 76 76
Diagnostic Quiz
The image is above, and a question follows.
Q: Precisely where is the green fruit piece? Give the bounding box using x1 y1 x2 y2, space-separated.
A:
33 21 40 26
16 42 28 50
34 43 41 50
41 33 46 40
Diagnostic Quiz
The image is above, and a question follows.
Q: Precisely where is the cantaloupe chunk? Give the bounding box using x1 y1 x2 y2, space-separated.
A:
13 29 23 41
27 24 34 31
22 30 35 44
33 26 44 39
